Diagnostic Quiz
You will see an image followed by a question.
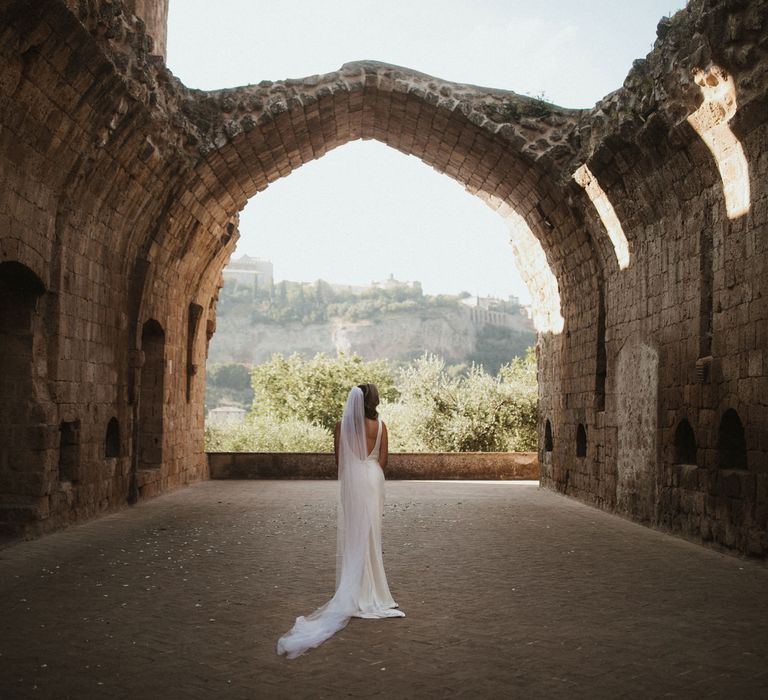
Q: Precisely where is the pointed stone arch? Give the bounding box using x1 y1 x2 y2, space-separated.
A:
164 62 603 335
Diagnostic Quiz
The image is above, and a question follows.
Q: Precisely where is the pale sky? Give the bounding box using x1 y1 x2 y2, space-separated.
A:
167 1 686 303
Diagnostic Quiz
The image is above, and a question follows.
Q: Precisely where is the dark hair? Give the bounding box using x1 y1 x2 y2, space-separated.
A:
357 383 379 420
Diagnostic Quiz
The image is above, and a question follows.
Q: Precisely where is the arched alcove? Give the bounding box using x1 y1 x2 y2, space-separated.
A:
0 262 46 358
0 261 51 512
544 419 554 452
105 417 120 459
59 420 81 483
717 409 747 470
674 419 697 466
0 263 45 405
139 320 166 471
576 424 587 458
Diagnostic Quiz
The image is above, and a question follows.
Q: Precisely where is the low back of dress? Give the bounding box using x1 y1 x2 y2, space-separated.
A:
365 418 382 462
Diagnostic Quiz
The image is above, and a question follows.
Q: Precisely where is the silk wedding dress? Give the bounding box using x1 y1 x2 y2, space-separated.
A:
276 387 405 659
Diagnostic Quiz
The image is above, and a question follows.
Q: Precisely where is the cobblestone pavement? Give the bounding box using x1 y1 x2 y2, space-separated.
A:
1 480 767 700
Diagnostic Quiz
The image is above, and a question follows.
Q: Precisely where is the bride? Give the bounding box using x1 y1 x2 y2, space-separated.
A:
277 383 405 659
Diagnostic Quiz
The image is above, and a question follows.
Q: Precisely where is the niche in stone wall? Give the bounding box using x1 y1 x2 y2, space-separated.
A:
717 409 747 470
0 261 47 500
59 420 81 483
698 221 714 362
576 424 587 457
105 417 120 458
544 419 554 452
595 285 607 411
186 303 203 402
674 419 697 465
616 339 659 520
139 320 165 470
0 262 45 383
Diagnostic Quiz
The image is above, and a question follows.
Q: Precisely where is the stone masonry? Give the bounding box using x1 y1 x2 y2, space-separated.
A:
0 0 766 556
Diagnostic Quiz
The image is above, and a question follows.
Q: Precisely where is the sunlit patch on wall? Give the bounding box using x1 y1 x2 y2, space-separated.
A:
479 194 565 334
687 65 751 220
573 164 630 269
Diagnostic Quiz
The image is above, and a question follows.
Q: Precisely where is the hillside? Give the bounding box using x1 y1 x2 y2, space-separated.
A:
205 277 535 411
209 307 480 365
209 278 534 365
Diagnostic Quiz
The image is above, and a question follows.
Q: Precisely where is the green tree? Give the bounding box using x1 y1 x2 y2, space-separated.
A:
206 414 331 452
207 350 538 453
205 362 254 413
250 352 398 432
210 362 252 390
383 350 537 452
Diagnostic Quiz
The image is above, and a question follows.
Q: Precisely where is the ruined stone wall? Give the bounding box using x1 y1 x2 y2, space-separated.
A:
538 0 768 555
0 0 766 556
0 0 211 534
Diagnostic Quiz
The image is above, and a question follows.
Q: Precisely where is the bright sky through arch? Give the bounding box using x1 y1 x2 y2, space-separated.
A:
167 0 686 303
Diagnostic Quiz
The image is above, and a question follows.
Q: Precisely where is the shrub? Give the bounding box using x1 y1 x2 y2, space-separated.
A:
205 362 254 413
205 414 331 452
208 349 538 453
250 352 398 432
391 352 537 452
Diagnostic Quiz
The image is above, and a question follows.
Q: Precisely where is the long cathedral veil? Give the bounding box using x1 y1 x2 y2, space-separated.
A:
276 386 372 659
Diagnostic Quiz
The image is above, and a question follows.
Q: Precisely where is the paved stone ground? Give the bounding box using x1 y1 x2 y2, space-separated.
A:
1 480 767 700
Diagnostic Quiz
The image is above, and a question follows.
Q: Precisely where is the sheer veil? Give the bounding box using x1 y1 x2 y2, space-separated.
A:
276 386 373 659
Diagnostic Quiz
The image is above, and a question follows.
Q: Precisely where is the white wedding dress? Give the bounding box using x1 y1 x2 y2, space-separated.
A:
276 387 404 659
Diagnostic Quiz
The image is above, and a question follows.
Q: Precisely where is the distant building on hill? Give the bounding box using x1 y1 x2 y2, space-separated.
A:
328 274 421 295
371 272 419 289
372 273 421 292
462 295 533 331
223 254 274 289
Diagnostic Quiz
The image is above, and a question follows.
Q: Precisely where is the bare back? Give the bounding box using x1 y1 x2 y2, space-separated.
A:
363 418 379 455
334 416 388 468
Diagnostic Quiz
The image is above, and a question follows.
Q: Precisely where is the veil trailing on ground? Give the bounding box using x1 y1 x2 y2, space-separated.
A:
276 386 374 659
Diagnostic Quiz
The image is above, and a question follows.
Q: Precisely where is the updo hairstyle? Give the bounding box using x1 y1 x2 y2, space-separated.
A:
357 383 380 420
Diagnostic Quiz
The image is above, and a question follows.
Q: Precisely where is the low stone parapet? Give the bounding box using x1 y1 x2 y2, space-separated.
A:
207 452 539 480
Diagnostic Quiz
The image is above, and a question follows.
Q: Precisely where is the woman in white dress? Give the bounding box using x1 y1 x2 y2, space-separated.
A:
276 384 405 659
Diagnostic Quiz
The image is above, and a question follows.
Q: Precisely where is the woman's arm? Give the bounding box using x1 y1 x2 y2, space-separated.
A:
333 421 341 467
379 421 389 470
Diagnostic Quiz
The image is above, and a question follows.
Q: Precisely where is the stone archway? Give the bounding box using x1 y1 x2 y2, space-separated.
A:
171 61 594 330
137 60 612 506
122 55 611 504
